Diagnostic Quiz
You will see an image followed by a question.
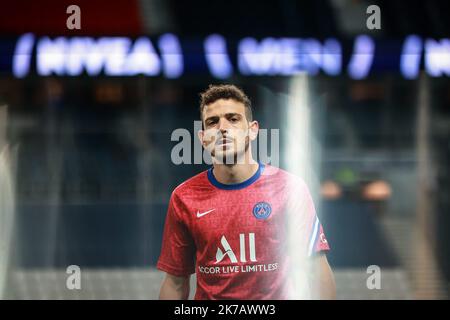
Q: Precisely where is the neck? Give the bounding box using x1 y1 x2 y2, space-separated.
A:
212 158 259 185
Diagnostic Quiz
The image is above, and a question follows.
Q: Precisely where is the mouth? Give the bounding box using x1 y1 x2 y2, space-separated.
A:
216 138 233 146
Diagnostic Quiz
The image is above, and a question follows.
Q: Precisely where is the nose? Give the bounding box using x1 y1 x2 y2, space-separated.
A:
218 117 231 134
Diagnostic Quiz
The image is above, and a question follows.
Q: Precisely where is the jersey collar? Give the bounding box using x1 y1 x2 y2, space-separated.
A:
207 162 265 190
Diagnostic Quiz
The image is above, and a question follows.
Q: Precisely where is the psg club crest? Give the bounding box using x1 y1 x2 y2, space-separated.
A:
253 202 272 220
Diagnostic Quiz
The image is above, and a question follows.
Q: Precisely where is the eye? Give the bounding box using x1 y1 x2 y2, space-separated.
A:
230 117 238 122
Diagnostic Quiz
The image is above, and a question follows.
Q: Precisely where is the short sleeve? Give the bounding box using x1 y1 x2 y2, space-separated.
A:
286 178 330 258
307 215 330 256
157 192 196 276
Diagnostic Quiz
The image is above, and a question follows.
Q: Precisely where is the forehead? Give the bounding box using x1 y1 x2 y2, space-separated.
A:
203 99 246 118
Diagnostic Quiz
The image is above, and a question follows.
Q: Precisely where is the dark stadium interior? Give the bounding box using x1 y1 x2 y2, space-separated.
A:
0 0 449 299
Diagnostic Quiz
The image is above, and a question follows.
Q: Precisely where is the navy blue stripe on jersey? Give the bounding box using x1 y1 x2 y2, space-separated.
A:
207 162 265 190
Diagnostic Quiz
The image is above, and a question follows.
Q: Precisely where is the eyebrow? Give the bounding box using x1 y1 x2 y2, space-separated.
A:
204 113 242 123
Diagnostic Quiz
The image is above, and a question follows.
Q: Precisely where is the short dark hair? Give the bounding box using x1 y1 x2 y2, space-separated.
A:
199 84 252 123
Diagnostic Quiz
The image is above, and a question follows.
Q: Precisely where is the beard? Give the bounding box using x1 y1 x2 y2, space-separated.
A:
211 136 250 165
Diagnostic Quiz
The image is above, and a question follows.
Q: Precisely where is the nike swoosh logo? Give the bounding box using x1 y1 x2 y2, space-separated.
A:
196 209 216 218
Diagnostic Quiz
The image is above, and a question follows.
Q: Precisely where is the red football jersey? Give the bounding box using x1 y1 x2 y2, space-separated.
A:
157 162 330 299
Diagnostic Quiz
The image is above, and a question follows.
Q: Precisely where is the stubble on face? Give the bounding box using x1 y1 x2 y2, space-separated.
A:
201 99 252 165
211 133 250 165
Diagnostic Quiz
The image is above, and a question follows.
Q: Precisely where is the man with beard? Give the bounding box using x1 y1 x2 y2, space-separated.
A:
157 84 335 300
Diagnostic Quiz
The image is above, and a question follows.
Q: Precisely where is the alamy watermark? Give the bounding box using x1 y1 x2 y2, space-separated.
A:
366 265 381 290
66 5 81 30
366 5 381 30
170 121 280 167
66 265 81 290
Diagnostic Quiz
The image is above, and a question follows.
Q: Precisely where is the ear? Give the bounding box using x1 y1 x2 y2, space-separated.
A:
197 129 205 147
248 120 259 141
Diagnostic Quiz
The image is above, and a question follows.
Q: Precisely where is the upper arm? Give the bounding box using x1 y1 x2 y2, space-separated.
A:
164 272 191 289
157 192 196 276
308 253 336 300
159 272 191 300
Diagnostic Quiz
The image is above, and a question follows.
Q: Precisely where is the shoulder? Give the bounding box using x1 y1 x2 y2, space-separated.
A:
262 164 308 189
171 169 211 201
167 170 211 221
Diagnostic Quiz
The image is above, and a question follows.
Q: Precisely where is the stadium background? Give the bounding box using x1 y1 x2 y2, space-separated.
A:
0 0 449 299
